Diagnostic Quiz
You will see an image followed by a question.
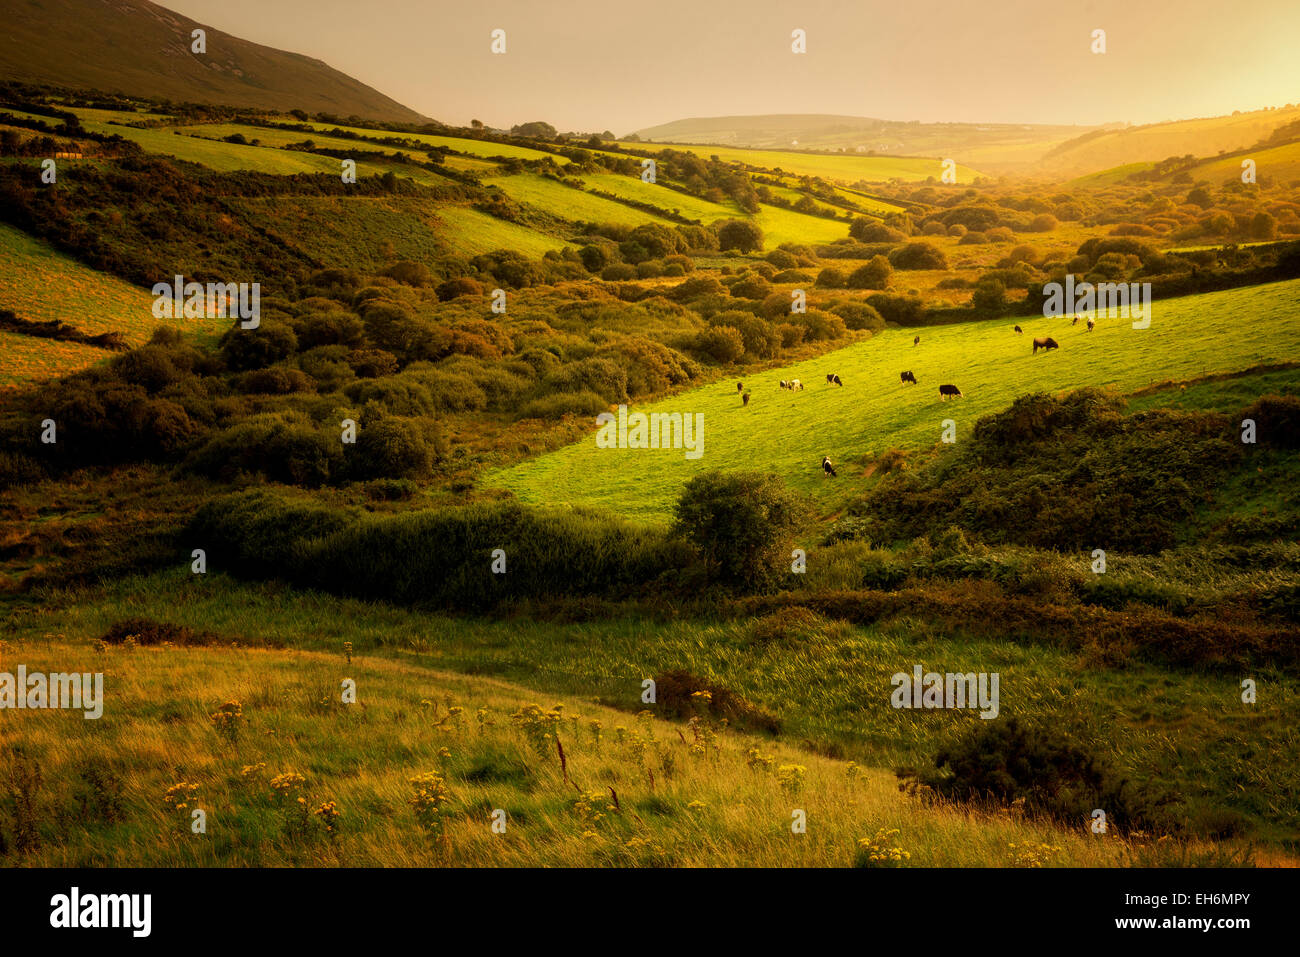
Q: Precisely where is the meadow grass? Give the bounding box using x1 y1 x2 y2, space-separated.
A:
833 185 906 215
7 569 1297 850
305 124 569 165
488 279 1300 521
0 222 225 338
754 203 852 246
1 632 1248 867
171 123 402 154
580 172 740 221
483 173 672 227
76 120 354 174
63 106 173 124
228 196 565 265
0 331 106 388
429 206 568 257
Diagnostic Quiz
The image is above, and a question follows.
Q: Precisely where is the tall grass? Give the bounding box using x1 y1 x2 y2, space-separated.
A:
1 637 1163 867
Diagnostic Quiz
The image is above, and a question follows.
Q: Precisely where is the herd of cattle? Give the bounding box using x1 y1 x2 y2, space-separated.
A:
733 318 1091 476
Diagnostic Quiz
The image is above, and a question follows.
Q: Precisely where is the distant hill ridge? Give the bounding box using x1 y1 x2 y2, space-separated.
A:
0 0 429 123
632 109 1300 175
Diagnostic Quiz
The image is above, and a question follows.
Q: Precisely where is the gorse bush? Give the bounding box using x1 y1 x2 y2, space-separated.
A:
850 389 1256 553
899 718 1173 834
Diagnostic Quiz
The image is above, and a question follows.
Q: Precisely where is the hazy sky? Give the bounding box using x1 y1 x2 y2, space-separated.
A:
165 0 1300 132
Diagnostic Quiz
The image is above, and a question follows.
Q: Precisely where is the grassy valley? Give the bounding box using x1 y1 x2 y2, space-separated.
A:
1 7 1299 879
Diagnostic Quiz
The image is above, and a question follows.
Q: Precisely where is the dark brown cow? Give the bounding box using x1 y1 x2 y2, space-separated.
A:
742 392 750 406
939 384 963 399
900 370 918 385
1033 337 1059 354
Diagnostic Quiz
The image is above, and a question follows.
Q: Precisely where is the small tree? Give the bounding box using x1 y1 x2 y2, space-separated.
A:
673 472 806 590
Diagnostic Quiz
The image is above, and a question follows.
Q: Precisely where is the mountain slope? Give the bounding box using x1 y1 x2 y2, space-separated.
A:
0 0 428 122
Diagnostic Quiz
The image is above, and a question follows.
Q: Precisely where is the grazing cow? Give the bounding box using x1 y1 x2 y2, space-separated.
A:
1032 336 1059 354
737 382 744 392
830 374 843 387
788 379 803 391
914 335 921 346
1087 317 1095 332
1014 325 1023 334
822 456 837 477
742 392 750 406
900 370 917 385
939 384 964 400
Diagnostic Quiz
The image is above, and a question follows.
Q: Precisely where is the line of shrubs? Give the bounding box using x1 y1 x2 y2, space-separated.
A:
186 488 696 610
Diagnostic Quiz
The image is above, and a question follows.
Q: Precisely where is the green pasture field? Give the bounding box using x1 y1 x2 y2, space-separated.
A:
305 123 569 164
484 173 672 227
579 172 740 222
0 223 229 384
488 279 1300 522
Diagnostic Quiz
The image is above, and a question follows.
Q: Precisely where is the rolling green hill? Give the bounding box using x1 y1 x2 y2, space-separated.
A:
1188 140 1300 186
1043 107 1300 176
0 0 427 122
488 280 1300 522
617 141 982 185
